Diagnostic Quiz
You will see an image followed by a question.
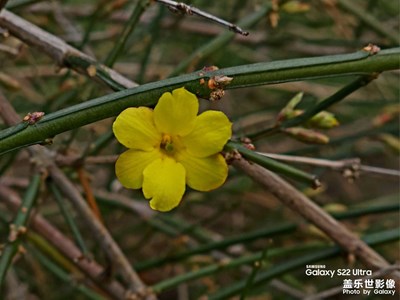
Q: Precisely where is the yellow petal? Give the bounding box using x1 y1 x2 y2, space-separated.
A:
113 107 160 150
178 151 228 191
154 87 198 136
182 110 232 157
116 149 161 189
142 157 186 212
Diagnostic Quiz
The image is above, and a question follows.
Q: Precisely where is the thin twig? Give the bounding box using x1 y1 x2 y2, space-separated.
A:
232 157 399 277
155 0 249 36
0 184 127 300
50 0 95 57
0 9 137 89
0 90 155 299
257 152 400 177
77 167 104 222
48 165 155 298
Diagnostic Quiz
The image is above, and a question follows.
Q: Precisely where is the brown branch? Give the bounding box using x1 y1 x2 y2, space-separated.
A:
0 0 8 11
0 9 137 89
48 165 155 299
77 167 104 223
0 90 156 299
0 184 127 300
232 157 399 274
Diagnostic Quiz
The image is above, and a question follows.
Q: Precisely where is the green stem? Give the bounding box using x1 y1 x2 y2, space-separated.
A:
208 228 399 300
225 141 320 187
250 75 376 139
0 174 41 287
151 242 327 293
137 5 165 83
135 222 294 271
136 196 398 272
48 182 89 255
104 0 150 67
338 0 399 45
0 48 399 155
239 249 267 300
168 4 271 77
27 244 105 300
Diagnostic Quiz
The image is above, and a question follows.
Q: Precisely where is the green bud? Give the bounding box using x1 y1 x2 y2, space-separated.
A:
281 1 310 14
277 92 304 122
308 111 339 129
379 133 400 154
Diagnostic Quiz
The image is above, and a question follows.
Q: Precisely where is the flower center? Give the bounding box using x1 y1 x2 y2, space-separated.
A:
161 134 174 154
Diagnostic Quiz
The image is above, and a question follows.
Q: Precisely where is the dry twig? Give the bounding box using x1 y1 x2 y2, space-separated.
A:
0 184 127 300
0 9 137 88
232 157 399 277
155 0 249 36
0 90 156 299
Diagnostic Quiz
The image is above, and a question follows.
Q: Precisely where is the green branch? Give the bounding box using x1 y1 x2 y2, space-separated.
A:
0 174 41 286
0 48 399 155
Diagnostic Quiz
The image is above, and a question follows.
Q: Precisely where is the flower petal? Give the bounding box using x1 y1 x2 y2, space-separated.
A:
182 110 232 157
113 107 160 150
178 151 228 191
142 157 186 212
115 149 161 189
154 87 198 136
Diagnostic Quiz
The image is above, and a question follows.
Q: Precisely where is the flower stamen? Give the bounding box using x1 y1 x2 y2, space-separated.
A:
161 134 174 153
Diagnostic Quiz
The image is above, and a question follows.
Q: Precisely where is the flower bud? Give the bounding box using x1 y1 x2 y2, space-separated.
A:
277 92 304 122
284 127 330 144
372 104 400 127
378 133 400 154
307 111 339 129
281 1 310 14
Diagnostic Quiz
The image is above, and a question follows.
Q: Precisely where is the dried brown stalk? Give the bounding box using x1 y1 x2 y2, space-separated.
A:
232 158 399 276
0 90 156 299
0 9 137 89
0 184 127 300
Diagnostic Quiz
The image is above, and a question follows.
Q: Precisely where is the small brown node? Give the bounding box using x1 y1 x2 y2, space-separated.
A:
241 137 256 151
23 112 45 125
86 65 97 77
202 65 219 72
224 150 242 164
362 43 381 55
18 244 27 255
209 89 225 101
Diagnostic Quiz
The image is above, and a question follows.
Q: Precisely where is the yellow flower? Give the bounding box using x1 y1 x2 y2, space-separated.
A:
113 87 232 212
